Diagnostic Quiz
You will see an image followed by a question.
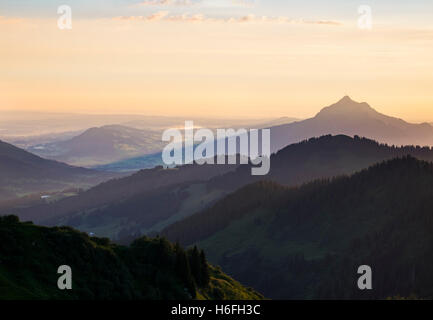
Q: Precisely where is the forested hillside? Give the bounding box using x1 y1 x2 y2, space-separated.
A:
207 134 433 192
0 215 262 300
11 162 238 226
162 156 433 299
12 135 433 242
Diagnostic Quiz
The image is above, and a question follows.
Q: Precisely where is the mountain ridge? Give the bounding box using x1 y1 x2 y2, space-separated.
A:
0 139 118 200
28 125 165 167
14 134 433 242
270 96 433 152
161 156 433 299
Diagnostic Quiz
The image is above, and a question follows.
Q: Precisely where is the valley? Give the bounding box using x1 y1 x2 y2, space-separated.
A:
3 0 433 303
2 97 433 300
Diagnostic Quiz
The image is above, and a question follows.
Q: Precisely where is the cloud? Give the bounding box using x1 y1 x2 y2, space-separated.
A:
303 20 342 26
113 12 342 25
114 11 169 21
135 0 256 7
147 11 170 20
166 13 206 22
201 0 257 8
136 0 196 6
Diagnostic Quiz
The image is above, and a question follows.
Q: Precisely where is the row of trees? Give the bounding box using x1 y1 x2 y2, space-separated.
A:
174 243 210 297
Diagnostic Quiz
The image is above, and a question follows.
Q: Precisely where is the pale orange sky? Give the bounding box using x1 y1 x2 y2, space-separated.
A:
1 15 433 122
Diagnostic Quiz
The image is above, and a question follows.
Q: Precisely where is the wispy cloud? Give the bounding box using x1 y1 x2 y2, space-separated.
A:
135 0 256 7
302 19 342 26
114 11 170 21
136 0 196 6
146 11 170 20
201 0 257 8
166 13 207 22
113 12 342 25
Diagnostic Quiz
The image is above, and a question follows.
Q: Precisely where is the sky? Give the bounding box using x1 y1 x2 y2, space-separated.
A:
1 0 433 122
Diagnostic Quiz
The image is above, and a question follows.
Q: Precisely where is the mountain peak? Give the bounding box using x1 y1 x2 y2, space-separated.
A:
315 96 379 119
334 95 366 107
338 95 355 103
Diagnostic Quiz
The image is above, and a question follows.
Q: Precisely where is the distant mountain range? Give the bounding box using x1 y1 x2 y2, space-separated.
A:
3 96 433 300
92 117 300 173
1 111 295 168
14 96 433 174
28 125 165 167
161 156 433 299
13 135 433 242
270 96 433 152
25 117 299 171
92 96 433 172
0 139 118 201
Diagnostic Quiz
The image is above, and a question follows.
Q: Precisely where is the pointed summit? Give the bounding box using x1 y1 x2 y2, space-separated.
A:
270 96 433 153
315 96 378 119
338 95 354 103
